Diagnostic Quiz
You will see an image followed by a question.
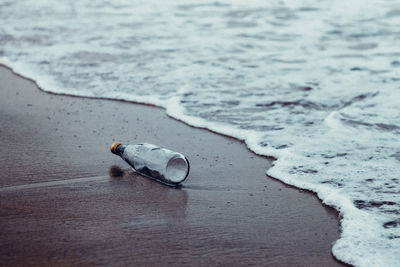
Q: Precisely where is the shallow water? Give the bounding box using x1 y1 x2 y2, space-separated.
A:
0 0 399 266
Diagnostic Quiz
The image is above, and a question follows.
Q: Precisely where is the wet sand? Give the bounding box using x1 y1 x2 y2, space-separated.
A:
0 65 345 266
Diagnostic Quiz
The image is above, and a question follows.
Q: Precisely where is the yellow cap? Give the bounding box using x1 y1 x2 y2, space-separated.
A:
110 142 122 154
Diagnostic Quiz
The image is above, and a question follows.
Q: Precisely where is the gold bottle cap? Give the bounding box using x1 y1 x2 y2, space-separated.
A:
110 142 122 154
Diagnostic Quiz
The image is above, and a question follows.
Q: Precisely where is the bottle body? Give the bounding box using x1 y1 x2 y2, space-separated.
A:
111 142 189 185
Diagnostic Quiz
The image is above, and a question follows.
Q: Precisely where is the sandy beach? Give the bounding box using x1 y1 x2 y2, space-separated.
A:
0 65 345 266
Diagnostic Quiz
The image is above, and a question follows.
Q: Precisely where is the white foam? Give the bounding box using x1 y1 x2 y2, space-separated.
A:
1 0 399 266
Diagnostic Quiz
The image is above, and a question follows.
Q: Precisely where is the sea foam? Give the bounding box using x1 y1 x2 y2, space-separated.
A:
1 0 399 266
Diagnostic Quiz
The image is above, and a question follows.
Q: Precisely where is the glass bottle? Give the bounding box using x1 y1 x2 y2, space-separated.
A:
110 142 190 185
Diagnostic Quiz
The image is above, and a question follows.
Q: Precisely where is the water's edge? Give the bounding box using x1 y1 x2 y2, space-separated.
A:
0 62 348 265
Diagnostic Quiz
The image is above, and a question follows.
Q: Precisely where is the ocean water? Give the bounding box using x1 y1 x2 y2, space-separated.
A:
0 0 399 265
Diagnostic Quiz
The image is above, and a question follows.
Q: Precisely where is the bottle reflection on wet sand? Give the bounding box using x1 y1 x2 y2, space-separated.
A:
108 165 188 222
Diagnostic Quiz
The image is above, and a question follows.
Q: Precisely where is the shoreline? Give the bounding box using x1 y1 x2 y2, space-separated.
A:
0 65 346 266
0 63 273 161
0 63 333 197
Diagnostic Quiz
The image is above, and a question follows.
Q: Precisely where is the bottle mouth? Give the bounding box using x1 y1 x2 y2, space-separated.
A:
110 142 122 154
165 155 190 184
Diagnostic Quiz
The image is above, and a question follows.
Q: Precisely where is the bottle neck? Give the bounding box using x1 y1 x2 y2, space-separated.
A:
111 142 126 156
115 144 126 156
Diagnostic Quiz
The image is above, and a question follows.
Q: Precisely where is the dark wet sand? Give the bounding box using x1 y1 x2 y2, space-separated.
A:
0 65 345 266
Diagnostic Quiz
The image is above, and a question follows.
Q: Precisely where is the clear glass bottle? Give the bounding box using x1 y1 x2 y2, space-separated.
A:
110 142 190 185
